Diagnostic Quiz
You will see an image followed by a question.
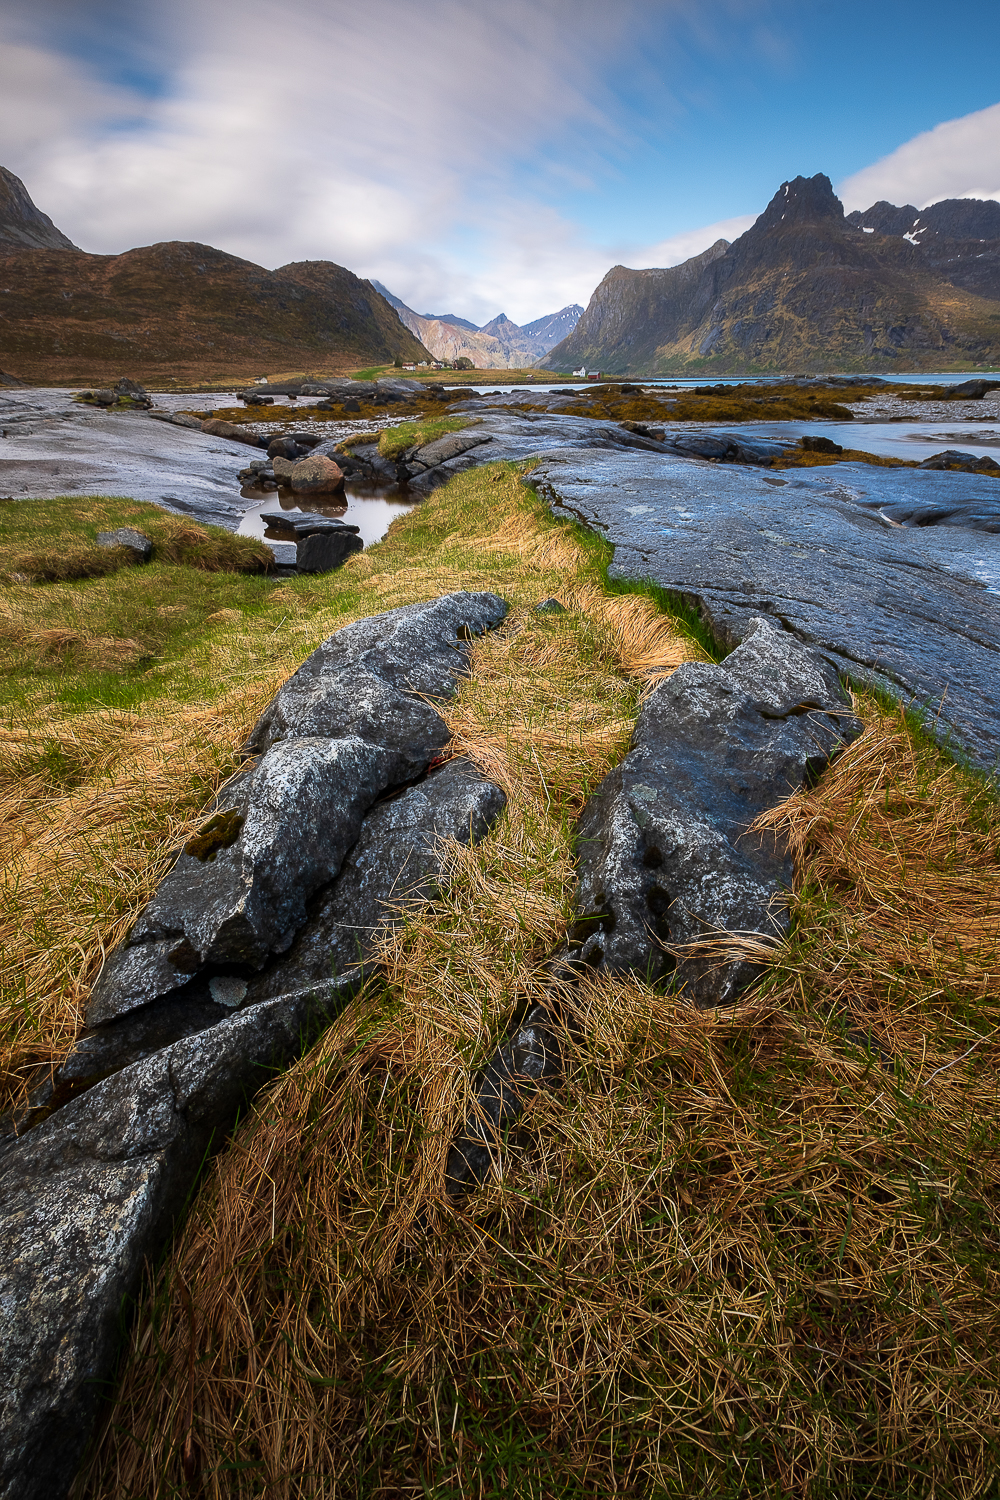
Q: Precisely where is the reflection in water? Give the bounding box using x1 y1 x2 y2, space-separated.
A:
237 483 416 548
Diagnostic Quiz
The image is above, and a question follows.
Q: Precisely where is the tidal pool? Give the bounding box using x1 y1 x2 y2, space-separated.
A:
237 483 416 549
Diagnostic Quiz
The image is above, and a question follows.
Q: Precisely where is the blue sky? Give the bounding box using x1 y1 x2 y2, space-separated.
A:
1 0 998 323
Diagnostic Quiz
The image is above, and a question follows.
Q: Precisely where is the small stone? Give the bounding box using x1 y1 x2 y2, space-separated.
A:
535 597 566 613
271 456 296 484
296 529 364 573
94 389 115 407
290 454 345 495
95 528 152 563
209 976 248 1008
918 449 1000 473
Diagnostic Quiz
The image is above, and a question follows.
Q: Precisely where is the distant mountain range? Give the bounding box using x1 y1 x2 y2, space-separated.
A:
372 283 582 368
0 167 432 383
541 175 1000 375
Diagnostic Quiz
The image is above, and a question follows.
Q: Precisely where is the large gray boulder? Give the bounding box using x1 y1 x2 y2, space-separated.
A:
0 596 511 1500
87 592 507 1027
570 617 863 1004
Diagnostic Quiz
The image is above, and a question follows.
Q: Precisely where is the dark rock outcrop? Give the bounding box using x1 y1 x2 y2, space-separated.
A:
296 529 365 572
247 760 507 1003
0 594 510 1500
87 593 507 1028
570 617 862 1003
0 972 365 1500
918 449 1000 474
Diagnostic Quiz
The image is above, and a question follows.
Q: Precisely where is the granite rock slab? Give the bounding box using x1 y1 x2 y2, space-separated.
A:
87 593 507 1027
570 616 863 1004
526 450 1000 775
247 759 507 1002
0 970 364 1500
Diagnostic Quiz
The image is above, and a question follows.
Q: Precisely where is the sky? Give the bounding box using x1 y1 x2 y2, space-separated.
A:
1 0 999 325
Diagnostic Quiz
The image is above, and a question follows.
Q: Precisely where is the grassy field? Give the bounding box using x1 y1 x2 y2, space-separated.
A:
3 469 1000 1498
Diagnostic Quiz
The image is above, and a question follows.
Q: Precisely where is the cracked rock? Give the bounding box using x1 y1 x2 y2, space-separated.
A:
570 616 863 1004
87 592 507 1026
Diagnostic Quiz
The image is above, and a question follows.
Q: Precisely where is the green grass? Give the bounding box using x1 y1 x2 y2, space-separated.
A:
0 497 276 713
8 472 1000 1500
375 414 472 459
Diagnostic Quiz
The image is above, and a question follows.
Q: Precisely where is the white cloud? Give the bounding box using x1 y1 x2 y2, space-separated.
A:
2 0 727 323
630 214 756 269
838 100 1000 211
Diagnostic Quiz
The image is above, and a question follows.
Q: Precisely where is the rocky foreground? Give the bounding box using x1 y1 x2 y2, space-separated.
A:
1 371 999 1497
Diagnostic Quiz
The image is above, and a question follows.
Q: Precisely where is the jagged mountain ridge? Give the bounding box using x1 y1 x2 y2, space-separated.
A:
0 166 77 251
845 195 1000 303
372 282 582 367
0 165 432 382
847 197 1000 244
541 174 1000 375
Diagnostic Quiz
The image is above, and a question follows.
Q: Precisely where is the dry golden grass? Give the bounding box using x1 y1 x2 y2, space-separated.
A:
78 665 1000 1497
0 466 697 1114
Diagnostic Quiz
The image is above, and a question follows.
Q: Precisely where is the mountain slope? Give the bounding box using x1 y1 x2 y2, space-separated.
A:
0 240 432 384
521 304 584 345
541 175 1000 375
0 166 77 251
846 195 1000 304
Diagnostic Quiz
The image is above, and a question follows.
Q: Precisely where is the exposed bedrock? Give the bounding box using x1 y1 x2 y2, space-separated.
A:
0 593 510 1500
87 592 507 1026
525 449 1000 775
570 616 863 1003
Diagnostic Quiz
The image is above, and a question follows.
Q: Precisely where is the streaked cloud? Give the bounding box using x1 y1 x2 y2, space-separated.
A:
838 100 1000 211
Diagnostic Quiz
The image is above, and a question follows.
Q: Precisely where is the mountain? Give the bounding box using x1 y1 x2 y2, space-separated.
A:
0 166 77 251
0 239 432 384
845 195 1000 303
371 281 582 367
540 174 1000 375
521 304 584 345
420 311 480 331
847 197 1000 243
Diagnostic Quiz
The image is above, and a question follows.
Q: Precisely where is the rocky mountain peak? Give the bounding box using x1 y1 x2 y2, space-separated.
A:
0 165 77 251
756 172 844 230
479 312 517 335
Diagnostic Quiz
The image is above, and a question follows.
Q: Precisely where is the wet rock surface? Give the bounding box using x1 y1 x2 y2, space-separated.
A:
248 760 507 1003
0 593 510 1500
0 970 365 1500
88 592 507 1027
525 449 1000 774
570 617 863 1003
